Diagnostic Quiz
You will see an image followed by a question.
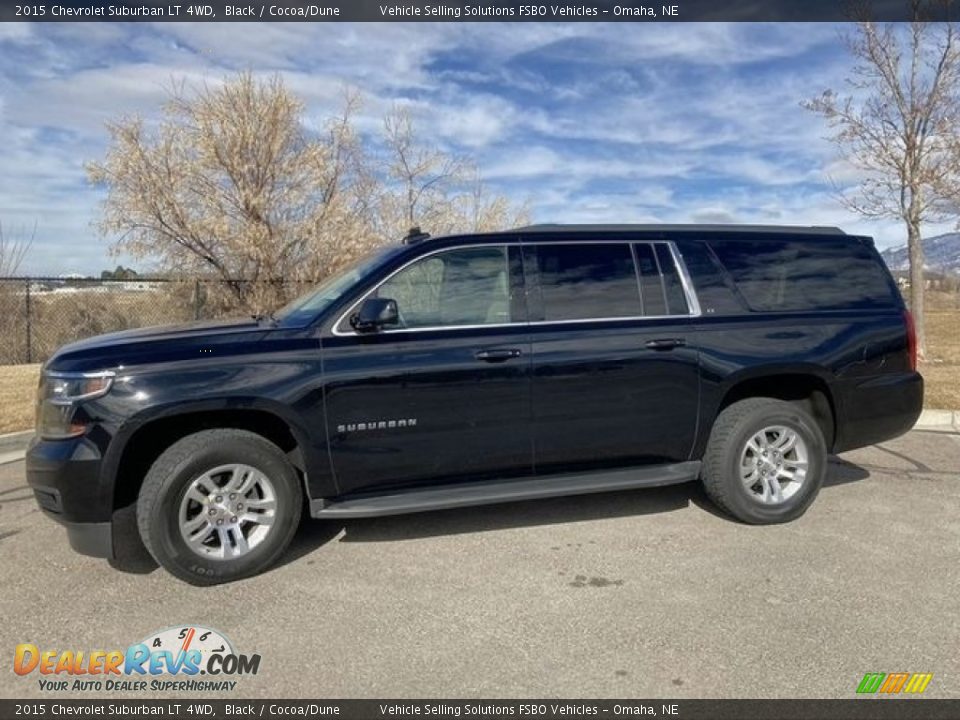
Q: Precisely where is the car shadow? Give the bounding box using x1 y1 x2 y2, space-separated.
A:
108 504 159 575
284 454 873 560
273 482 694 569
111 455 873 578
823 455 871 487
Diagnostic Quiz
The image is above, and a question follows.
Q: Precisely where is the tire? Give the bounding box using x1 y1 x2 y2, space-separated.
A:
137 429 302 585
701 398 827 524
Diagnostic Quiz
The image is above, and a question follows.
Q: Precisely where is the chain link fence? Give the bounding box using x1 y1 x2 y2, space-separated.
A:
0 277 312 365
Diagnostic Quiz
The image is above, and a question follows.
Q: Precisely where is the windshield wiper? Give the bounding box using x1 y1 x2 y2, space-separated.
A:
251 312 279 326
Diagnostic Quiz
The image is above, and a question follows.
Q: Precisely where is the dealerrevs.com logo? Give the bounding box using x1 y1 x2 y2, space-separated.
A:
13 625 260 692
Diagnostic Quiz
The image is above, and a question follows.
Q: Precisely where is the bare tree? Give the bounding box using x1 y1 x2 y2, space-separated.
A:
381 106 468 233
377 106 528 239
0 221 34 276
87 73 370 311
458 167 530 233
804 0 960 359
88 75 526 314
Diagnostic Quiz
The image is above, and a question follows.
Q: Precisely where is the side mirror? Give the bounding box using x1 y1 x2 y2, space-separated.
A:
350 297 399 333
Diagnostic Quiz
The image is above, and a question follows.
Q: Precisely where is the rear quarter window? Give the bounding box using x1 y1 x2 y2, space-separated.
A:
708 238 900 312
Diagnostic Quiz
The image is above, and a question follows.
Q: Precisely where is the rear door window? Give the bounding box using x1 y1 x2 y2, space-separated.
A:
654 243 689 315
633 242 691 316
535 243 641 321
633 243 667 316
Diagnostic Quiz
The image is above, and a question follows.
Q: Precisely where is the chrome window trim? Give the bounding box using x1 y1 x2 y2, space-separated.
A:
530 312 696 326
331 240 702 337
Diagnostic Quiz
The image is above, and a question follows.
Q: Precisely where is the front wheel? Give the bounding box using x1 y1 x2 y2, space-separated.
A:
137 429 303 585
701 398 827 524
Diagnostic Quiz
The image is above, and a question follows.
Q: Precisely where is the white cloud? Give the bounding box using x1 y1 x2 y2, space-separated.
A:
6 64 218 135
0 24 32 42
0 21 947 273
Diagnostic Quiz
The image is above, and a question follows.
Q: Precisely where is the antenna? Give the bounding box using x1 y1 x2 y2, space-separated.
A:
403 226 431 245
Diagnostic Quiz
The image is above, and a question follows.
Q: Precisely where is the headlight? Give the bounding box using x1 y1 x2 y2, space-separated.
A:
44 372 114 404
36 371 114 439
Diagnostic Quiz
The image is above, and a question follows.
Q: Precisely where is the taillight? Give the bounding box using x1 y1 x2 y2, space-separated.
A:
904 310 917 371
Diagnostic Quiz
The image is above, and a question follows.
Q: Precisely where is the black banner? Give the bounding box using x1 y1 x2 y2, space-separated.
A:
1 0 958 23
2 700 959 720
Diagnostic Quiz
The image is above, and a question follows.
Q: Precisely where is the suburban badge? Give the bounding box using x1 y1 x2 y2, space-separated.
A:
337 418 418 434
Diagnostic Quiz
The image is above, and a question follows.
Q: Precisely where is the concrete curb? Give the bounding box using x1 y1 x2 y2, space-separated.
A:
0 451 26 466
914 409 960 432
0 430 33 454
0 430 32 465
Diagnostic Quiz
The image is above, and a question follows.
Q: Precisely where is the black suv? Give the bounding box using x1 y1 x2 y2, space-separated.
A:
26 224 922 584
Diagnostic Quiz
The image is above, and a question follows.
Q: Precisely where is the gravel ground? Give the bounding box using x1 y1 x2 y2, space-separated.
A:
1 429 958 699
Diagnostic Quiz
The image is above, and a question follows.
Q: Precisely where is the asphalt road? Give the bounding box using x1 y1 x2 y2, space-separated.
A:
1 429 958 700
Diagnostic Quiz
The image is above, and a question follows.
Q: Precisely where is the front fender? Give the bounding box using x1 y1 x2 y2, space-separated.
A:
95 354 333 504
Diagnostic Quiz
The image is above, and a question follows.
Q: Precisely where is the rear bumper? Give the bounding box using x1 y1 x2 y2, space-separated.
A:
26 435 116 559
834 371 924 453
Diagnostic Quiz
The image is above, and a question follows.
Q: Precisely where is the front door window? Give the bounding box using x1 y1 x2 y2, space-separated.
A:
373 247 512 329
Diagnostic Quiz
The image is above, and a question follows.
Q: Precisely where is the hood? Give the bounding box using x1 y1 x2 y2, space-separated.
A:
44 317 272 374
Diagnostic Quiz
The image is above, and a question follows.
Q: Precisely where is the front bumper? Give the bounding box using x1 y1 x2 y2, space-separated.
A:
26 434 115 558
63 520 112 557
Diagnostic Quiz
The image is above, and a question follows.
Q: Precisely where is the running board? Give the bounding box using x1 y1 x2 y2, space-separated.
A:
309 461 701 519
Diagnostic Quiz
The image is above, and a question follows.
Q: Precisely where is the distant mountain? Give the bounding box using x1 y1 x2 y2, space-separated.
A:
880 233 960 275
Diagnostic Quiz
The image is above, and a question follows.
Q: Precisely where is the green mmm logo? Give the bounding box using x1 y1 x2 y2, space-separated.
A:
857 672 933 695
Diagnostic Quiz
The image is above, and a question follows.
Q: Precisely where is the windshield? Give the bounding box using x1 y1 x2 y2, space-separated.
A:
274 246 401 327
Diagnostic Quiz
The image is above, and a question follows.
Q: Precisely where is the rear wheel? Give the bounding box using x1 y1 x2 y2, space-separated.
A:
701 398 827 524
137 429 302 585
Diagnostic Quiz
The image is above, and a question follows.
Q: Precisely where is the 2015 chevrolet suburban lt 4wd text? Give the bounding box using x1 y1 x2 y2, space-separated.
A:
26 224 923 584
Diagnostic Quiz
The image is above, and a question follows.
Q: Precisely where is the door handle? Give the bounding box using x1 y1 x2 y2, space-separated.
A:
645 338 686 351
474 348 523 362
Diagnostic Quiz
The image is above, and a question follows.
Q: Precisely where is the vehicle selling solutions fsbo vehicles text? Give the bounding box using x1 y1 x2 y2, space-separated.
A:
377 5 670 18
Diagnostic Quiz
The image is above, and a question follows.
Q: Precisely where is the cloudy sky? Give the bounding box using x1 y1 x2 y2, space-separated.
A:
0 21 952 275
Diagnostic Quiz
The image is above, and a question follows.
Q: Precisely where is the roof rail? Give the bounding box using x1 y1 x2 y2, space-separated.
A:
510 223 847 236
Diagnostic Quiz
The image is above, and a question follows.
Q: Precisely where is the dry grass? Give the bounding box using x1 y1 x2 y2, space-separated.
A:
0 363 39 434
919 365 960 410
0 287 196 365
0 311 957 435
926 311 960 359
922 311 960 410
